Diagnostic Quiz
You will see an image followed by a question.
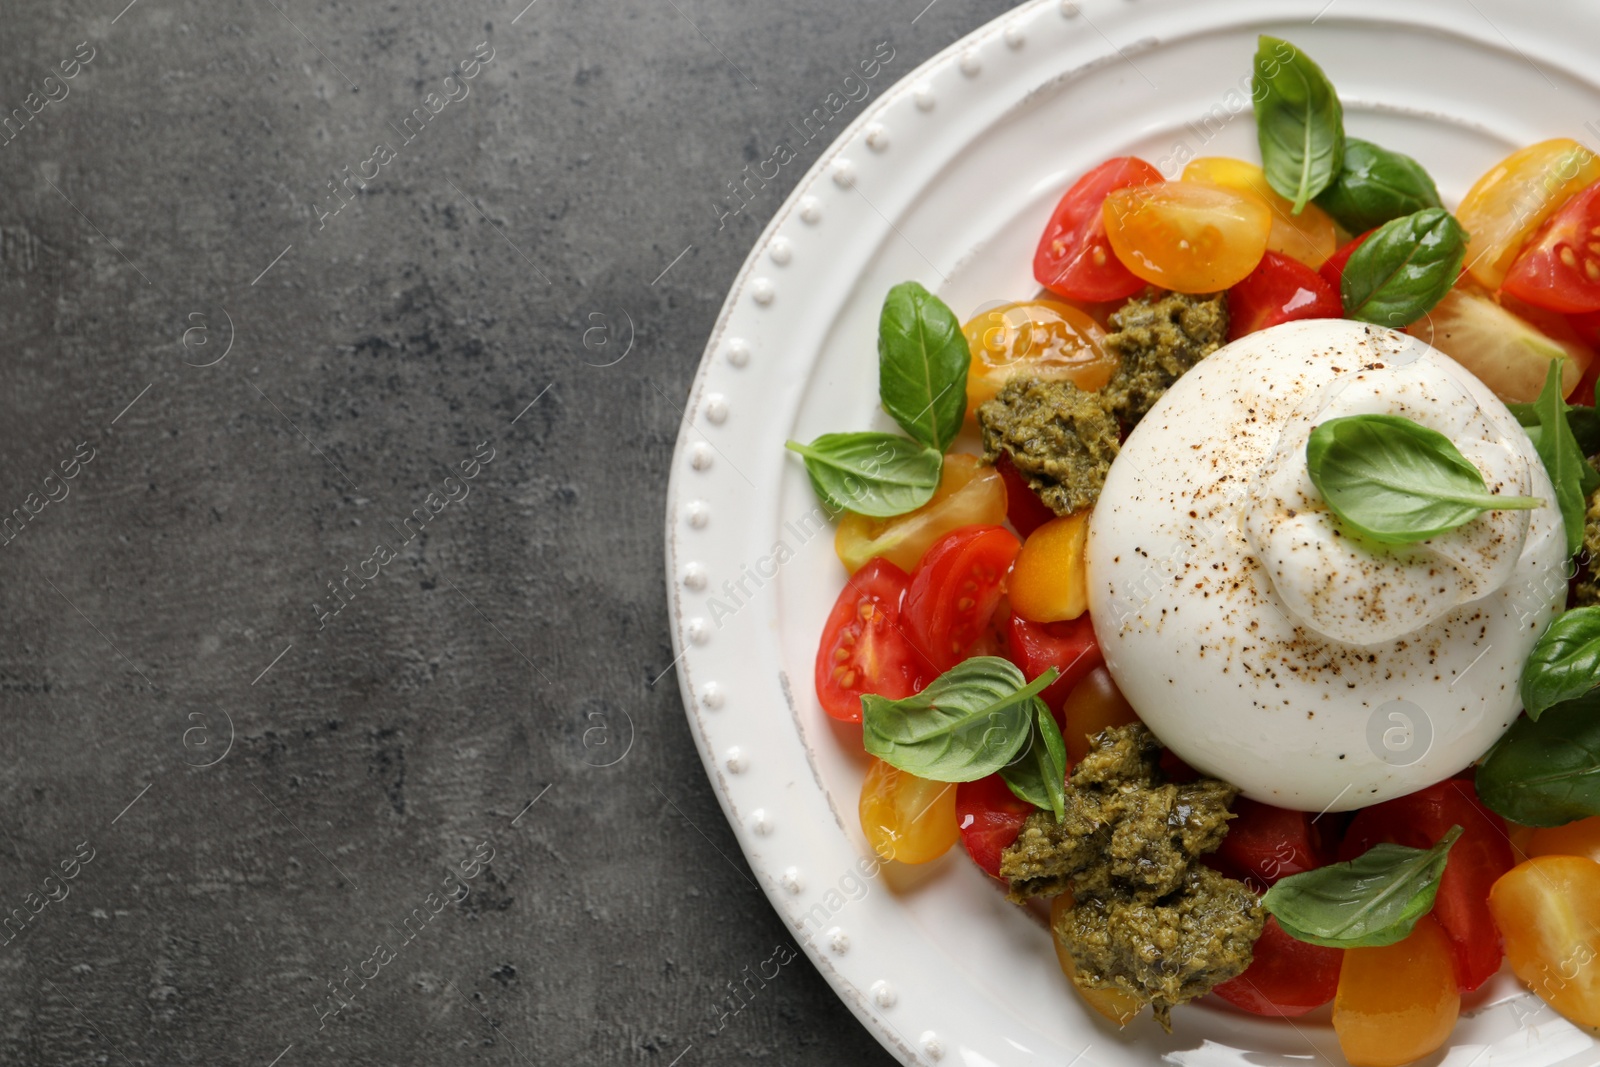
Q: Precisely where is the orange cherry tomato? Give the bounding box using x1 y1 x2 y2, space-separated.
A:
1523 816 1600 864
961 299 1116 412
1332 916 1460 1067
1008 512 1090 623
1050 893 1143 1026
835 455 1007 574
1102 180 1272 293
1183 157 1338 269
858 758 958 865
1059 666 1139 765
1489 855 1600 1028
1457 138 1600 290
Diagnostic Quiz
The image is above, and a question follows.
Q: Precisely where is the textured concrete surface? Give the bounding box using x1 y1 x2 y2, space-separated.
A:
0 0 1024 1063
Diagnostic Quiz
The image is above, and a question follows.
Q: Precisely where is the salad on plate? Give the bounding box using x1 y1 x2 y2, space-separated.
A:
785 36 1600 1067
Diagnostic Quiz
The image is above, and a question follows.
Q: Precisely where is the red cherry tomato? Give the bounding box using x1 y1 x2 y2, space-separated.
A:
1033 157 1163 303
1318 228 1375 292
1002 611 1102 712
1227 251 1344 341
1503 180 1600 313
1218 798 1331 890
904 526 1021 672
1337 778 1514 992
813 558 926 722
994 451 1057 539
1213 916 1343 1017
956 773 1035 879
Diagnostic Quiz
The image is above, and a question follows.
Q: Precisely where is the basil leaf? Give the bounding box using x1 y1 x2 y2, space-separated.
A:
1340 208 1467 327
1263 826 1462 948
1306 414 1541 544
1507 400 1600 460
1531 357 1591 556
878 281 969 454
1522 607 1600 720
1314 138 1442 233
999 699 1068 822
785 433 941 518
1477 692 1600 827
862 657 1059 782
1252 35 1344 213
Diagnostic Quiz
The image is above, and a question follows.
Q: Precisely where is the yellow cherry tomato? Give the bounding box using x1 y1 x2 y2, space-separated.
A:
1183 157 1338 269
1050 893 1143 1026
858 758 958 865
1457 138 1600 290
961 299 1116 411
1489 855 1600 1028
1060 666 1141 765
1524 816 1600 865
1102 180 1272 293
1332 916 1460 1067
1008 512 1090 623
835 454 1006 574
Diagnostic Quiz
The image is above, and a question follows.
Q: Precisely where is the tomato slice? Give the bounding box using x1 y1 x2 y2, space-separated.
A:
1319 228 1375 292
1218 798 1331 890
955 773 1034 879
860 758 958 864
813 558 927 722
1226 251 1343 341
994 451 1057 539
1033 157 1163 303
1001 611 1101 712
1337 778 1514 992
1058 665 1139 764
834 454 1007 575
1333 916 1459 1067
903 526 1021 672
961 299 1116 411
1212 916 1342 1017
1504 180 1600 313
1489 855 1600 1028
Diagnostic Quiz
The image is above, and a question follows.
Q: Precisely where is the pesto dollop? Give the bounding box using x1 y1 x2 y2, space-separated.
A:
999 723 1261 1030
1100 289 1230 428
976 376 1119 515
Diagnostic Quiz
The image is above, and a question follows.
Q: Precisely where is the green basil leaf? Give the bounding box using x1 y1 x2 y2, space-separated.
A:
784 433 941 518
1531 358 1590 556
862 657 1059 782
1252 35 1344 213
1507 400 1600 459
1306 414 1541 544
999 699 1068 822
1314 138 1442 233
878 281 969 454
1522 607 1600 720
1477 692 1600 827
1264 826 1462 948
1340 208 1467 327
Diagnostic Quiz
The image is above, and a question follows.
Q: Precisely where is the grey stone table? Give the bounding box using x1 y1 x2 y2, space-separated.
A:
0 0 1020 1062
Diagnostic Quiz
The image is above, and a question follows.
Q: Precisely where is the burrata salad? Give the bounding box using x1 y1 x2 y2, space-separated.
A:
783 35 1600 1067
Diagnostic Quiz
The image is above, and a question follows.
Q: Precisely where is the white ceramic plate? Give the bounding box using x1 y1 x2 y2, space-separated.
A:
664 2 1600 1063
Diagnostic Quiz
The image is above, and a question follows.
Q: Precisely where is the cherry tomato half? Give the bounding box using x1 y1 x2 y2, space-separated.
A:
834 454 1007 575
1337 778 1514 992
1333 915 1459 1067
1002 611 1102 712
1182 156 1338 269
1058 665 1139 765
994 451 1057 539
1226 250 1343 341
1218 798 1330 889
1318 228 1374 292
860 758 958 864
1489 855 1600 1028
962 299 1116 412
956 773 1035 879
1102 180 1272 293
1504 179 1600 313
904 526 1021 672
1212 916 1342 1017
1033 157 1164 303
814 558 927 722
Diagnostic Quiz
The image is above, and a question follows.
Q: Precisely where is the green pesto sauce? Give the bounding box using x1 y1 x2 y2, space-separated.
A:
1100 289 1230 428
998 724 1262 1030
1577 476 1600 607
975 377 1119 516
